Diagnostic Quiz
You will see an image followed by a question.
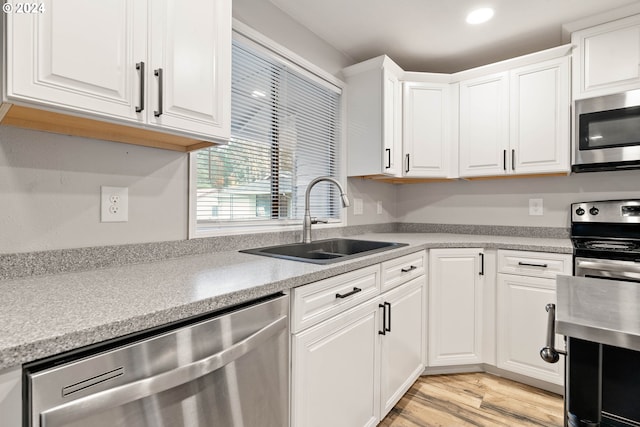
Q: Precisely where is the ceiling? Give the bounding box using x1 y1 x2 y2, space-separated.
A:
270 0 640 73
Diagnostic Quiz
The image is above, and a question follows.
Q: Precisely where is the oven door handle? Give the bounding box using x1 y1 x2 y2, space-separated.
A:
576 259 640 274
39 315 287 427
540 303 566 363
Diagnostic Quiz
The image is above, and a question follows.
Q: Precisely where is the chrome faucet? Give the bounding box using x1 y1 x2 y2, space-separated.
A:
302 176 350 243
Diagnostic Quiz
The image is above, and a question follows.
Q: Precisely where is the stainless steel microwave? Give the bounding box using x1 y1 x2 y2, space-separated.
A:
572 89 640 172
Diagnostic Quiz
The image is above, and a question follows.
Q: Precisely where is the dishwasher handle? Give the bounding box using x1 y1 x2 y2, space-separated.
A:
40 315 287 427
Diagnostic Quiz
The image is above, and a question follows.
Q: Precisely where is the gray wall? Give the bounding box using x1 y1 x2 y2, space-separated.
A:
397 169 640 228
347 178 398 226
0 127 188 253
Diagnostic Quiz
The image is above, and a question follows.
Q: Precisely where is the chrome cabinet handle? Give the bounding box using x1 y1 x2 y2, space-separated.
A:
518 261 548 268
154 68 163 117
503 149 506 171
40 315 287 426
379 303 387 335
401 265 417 273
335 287 362 299
135 62 145 113
479 253 485 276
511 149 515 171
540 303 566 364
385 148 391 169
405 153 410 173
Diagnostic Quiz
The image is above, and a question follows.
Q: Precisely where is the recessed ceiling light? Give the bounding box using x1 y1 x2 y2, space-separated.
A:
466 7 494 25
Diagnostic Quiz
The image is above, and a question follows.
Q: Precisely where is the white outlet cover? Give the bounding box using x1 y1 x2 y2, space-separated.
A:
101 186 129 222
529 198 543 216
377 201 383 215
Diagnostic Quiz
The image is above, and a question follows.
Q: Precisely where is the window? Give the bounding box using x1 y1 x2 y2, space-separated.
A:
193 32 343 235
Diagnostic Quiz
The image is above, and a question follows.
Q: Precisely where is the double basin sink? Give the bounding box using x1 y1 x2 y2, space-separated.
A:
241 238 408 264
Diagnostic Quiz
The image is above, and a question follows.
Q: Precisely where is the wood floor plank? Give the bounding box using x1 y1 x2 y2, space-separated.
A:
380 373 563 427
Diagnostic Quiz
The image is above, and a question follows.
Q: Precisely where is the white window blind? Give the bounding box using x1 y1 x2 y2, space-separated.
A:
195 37 342 232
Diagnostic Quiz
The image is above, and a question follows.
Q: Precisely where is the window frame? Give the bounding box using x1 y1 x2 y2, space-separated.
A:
188 20 347 239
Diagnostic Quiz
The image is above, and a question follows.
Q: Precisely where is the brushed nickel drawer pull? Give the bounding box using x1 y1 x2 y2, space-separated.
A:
401 265 417 273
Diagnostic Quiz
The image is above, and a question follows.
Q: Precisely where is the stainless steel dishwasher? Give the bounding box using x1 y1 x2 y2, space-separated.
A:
25 293 289 427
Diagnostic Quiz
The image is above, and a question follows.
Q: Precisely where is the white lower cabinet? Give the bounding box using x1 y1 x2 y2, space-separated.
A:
379 276 425 418
428 248 484 366
497 274 564 385
496 250 571 386
291 251 426 427
292 299 380 427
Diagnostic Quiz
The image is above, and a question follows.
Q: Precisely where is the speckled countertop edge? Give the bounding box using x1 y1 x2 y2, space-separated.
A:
0 232 572 371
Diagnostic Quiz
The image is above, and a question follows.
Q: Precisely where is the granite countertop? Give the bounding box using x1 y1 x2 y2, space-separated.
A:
0 232 572 370
556 275 640 352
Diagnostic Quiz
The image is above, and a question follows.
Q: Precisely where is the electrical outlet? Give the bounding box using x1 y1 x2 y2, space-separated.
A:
377 201 383 215
101 186 128 222
529 198 543 216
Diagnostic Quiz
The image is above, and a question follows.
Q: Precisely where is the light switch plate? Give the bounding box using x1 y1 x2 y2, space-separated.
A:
353 198 363 215
529 198 543 216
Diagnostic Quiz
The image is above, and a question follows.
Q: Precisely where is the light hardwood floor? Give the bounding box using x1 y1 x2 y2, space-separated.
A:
380 373 564 427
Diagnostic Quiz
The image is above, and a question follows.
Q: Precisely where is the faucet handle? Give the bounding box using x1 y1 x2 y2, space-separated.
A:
311 217 329 224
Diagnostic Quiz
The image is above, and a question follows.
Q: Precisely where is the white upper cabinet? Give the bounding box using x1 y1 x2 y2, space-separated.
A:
344 56 403 177
458 55 570 177
7 0 147 121
148 0 230 139
510 57 570 174
5 0 230 143
459 72 509 177
403 80 457 178
572 14 640 100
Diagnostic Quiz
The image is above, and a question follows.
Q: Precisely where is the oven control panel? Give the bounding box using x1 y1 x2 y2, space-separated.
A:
572 200 640 223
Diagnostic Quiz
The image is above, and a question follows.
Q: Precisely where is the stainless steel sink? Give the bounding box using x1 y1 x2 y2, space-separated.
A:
240 238 408 264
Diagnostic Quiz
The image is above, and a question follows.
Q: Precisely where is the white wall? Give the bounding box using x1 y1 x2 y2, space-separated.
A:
397 170 640 228
0 127 188 253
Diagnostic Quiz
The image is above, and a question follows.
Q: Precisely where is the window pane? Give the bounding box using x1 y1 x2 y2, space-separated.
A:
195 36 341 230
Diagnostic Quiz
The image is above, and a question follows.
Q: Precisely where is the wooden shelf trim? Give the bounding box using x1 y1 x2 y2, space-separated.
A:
354 172 569 184
0 103 217 152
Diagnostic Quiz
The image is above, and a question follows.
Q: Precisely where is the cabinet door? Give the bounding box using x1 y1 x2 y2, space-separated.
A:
572 14 640 99
497 274 564 385
148 0 231 141
459 72 509 177
510 57 570 174
428 248 484 366
403 82 451 178
6 0 146 121
292 300 380 427
379 277 425 418
382 68 402 176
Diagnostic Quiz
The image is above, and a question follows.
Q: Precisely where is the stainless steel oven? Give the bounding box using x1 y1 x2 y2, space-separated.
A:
543 200 640 427
573 89 640 172
24 293 289 427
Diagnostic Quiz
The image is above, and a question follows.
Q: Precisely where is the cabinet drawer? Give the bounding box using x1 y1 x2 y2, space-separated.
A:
381 250 426 293
497 250 572 278
291 265 380 333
